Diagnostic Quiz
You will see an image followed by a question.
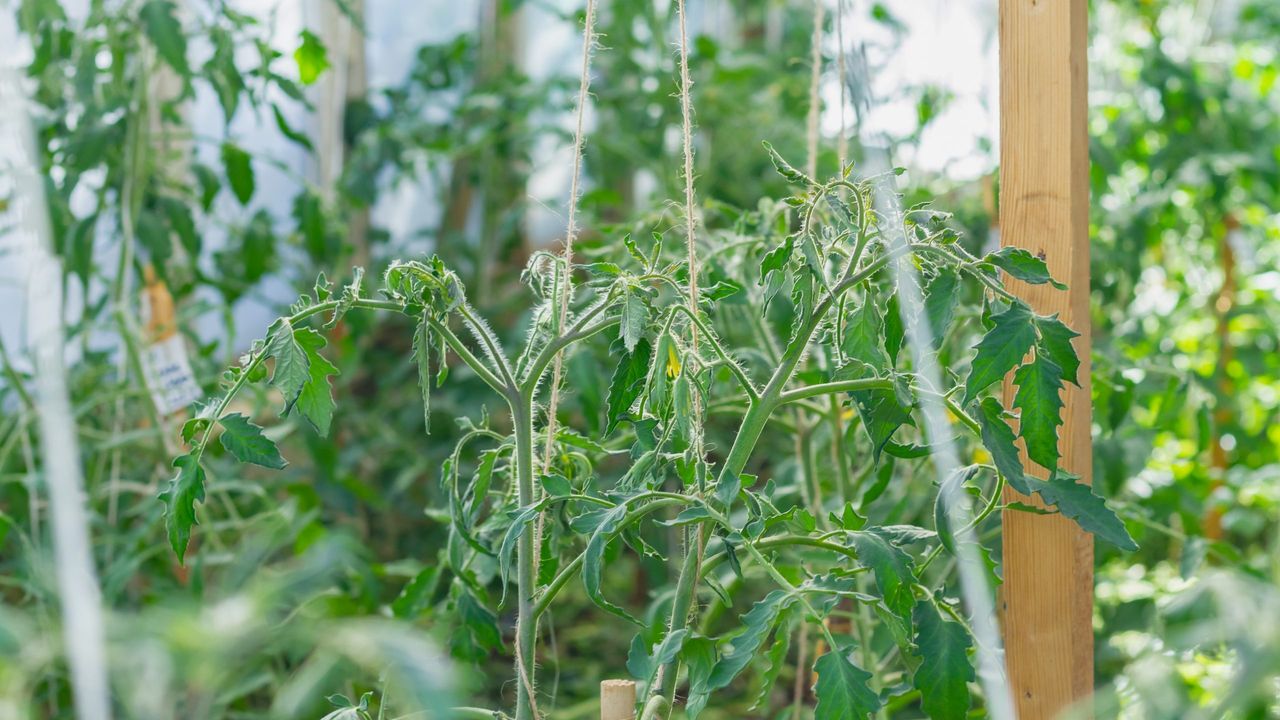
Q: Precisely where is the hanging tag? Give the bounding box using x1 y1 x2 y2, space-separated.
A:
140 269 202 415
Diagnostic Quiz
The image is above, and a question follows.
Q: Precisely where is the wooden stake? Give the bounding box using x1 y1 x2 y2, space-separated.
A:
1205 214 1237 540
998 0 1093 717
600 679 637 720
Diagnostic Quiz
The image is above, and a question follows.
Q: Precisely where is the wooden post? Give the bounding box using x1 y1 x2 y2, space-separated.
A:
998 0 1093 718
600 680 637 720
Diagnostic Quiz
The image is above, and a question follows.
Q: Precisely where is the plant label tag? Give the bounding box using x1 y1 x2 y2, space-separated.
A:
142 335 202 415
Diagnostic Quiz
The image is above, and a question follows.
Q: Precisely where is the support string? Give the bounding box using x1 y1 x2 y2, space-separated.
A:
526 1 598 716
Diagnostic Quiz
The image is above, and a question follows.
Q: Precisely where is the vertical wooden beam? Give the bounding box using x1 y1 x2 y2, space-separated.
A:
998 0 1093 718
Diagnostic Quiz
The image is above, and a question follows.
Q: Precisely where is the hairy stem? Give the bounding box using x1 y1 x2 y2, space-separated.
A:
512 400 539 720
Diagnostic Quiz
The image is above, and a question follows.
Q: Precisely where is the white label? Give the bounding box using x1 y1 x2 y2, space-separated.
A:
142 335 202 415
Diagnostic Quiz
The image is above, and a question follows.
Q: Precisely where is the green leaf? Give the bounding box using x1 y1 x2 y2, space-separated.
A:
682 636 718 719
266 319 311 412
160 453 205 561
750 607 795 711
293 327 339 437
217 413 285 469
1028 471 1137 551
541 473 572 498
135 210 171 264
923 266 960 347
964 302 1036 404
842 299 888 367
851 385 914 462
159 197 199 255
911 600 974 720
884 294 904 365
701 279 743 303
813 650 881 720
848 531 916 623
984 247 1068 289
934 465 980 554
456 585 503 655
762 140 812 185
140 0 189 77
221 142 255 205
272 103 314 151
605 338 652 434
1035 314 1081 386
1012 351 1065 472
413 313 432 434
974 397 1029 495
708 590 796 691
497 503 542 604
294 29 330 85
620 288 647 353
582 502 640 623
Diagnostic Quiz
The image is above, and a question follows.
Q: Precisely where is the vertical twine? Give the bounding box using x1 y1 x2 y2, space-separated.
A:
805 0 825 179
541 0 598 478
836 0 848 169
676 0 700 374
523 3 598 716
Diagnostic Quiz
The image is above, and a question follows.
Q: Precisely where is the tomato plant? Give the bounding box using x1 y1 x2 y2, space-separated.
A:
166 145 1133 718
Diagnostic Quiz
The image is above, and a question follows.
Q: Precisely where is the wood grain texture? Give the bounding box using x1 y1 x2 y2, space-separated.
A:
599 679 636 720
998 0 1094 717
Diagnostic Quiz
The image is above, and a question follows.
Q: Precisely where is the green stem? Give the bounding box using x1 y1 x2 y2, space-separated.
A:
512 400 538 720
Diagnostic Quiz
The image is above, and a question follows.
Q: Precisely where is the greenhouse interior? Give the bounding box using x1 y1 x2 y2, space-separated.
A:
2 0 1279 718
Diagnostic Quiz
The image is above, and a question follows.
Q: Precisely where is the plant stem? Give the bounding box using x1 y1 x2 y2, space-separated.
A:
512 399 538 720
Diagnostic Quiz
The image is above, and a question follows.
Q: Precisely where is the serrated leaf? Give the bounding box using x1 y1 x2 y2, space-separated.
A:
217 413 285 469
851 385 914 462
605 338 651 434
974 397 1029 495
1028 471 1137 550
457 586 503 652
620 288 647 352
266 320 310 412
160 453 205 561
848 531 916 624
985 247 1067 289
1035 314 1081 386
843 298 888 367
701 278 742 303
750 607 794 711
293 327 338 436
294 29 330 84
683 636 718 720
762 140 812 185
924 266 960 347
582 502 640 623
1013 351 1065 472
497 503 542 604
140 0 189 76
221 142 255 205
760 235 794 282
813 650 881 720
885 294 904 364
964 302 1036 404
413 314 432 434
708 590 796 691
911 601 974 720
